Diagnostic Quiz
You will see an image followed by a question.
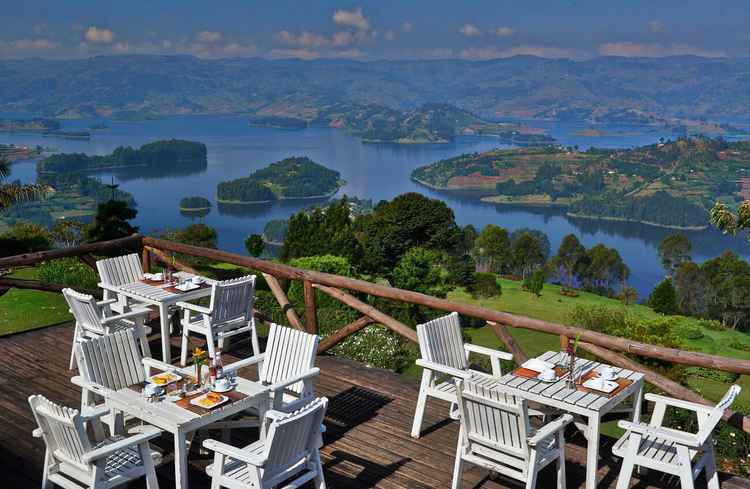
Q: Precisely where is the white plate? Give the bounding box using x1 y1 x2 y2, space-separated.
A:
146 372 182 387
190 393 229 409
145 273 163 281
536 374 558 383
522 358 554 372
583 378 618 393
175 282 200 292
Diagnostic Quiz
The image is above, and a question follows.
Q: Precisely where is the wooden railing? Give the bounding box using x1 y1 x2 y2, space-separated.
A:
1 233 748 434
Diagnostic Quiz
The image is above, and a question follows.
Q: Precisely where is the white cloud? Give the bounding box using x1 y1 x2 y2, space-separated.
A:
460 24 481 37
197 31 222 43
495 26 515 37
84 26 115 44
113 42 130 53
384 30 396 41
270 48 321 60
332 31 353 46
332 7 370 31
0 38 60 58
222 42 257 57
401 21 413 33
277 30 329 48
648 20 664 34
598 41 726 58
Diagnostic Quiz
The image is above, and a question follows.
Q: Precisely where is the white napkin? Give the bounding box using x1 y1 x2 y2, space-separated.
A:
521 358 555 372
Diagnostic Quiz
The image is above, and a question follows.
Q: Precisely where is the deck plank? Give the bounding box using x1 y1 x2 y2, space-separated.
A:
1 322 748 489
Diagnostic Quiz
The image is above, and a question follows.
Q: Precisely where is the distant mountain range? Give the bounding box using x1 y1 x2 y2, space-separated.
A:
3 55 750 121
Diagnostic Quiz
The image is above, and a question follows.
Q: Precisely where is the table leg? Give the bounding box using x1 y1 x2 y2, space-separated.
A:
585 414 601 489
258 394 269 442
631 381 644 423
159 303 171 363
174 429 188 489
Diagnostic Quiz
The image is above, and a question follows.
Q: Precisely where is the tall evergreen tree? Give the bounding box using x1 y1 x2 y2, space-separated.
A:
657 234 692 276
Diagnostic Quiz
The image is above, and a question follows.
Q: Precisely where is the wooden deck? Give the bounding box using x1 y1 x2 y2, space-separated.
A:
2 322 749 489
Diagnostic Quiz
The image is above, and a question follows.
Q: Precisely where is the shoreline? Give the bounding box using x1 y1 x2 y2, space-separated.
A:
216 188 341 205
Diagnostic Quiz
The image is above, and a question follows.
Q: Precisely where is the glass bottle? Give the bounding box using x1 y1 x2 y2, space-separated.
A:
215 349 224 380
208 355 217 386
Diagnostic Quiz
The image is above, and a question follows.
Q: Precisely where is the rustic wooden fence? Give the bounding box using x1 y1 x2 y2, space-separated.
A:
1 233 749 434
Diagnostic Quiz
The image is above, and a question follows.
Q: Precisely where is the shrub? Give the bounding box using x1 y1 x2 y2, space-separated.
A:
684 366 739 383
680 325 704 340
729 341 750 353
700 319 726 332
648 277 677 314
0 221 53 255
467 272 501 299
38 258 98 290
329 325 413 371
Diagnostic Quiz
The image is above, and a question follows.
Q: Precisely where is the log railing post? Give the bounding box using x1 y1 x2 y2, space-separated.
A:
262 273 305 331
141 247 151 273
488 321 528 365
303 280 318 334
560 334 569 351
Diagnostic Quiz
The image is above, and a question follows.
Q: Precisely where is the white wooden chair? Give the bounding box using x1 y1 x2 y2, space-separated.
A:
29 394 162 489
203 397 328 489
411 312 515 438
178 275 258 366
96 253 148 314
452 378 572 489
64 287 152 369
613 384 741 489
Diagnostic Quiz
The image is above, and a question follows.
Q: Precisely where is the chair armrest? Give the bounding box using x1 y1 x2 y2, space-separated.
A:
96 298 118 308
268 368 320 393
202 439 267 467
98 282 121 293
141 357 182 374
71 376 119 398
82 426 162 463
618 420 701 448
80 403 112 422
32 428 44 438
176 301 212 315
224 353 265 372
528 414 573 447
415 359 470 379
101 307 151 324
464 343 513 361
644 393 714 415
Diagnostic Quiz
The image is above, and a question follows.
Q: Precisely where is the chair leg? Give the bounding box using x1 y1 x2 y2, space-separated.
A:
410 370 431 438
677 446 695 489
139 442 159 489
615 436 639 489
206 331 217 360
704 447 720 489
41 449 52 489
556 431 566 489
313 449 327 489
525 449 539 489
210 452 225 489
180 327 190 367
451 432 464 489
69 326 79 370
250 321 260 357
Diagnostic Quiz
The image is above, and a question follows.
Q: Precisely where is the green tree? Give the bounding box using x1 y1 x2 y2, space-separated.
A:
85 200 138 242
648 278 678 315
0 221 53 255
510 228 551 260
467 272 502 299
356 193 461 273
710 200 750 247
579 244 629 296
657 234 692 276
619 287 638 306
550 233 586 290
526 268 545 297
281 197 361 263
167 223 218 249
244 234 265 257
0 156 50 211
391 247 450 298
511 232 545 279
472 224 511 273
673 261 708 316
461 224 478 255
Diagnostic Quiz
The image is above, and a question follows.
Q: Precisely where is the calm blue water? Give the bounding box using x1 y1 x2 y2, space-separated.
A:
4 115 750 297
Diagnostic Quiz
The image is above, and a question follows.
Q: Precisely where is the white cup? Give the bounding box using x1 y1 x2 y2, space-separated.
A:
144 384 163 397
214 377 232 391
599 367 617 380
539 368 556 381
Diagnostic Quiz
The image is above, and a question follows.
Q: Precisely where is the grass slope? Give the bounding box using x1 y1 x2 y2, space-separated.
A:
0 267 72 336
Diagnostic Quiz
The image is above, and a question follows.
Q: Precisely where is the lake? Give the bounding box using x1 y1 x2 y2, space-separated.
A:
4 114 750 297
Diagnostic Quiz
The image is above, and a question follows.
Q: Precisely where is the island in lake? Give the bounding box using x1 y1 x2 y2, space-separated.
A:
250 103 554 145
412 137 750 230
37 139 207 173
217 157 343 204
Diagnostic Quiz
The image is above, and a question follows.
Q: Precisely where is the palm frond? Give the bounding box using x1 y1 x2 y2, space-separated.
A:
0 183 52 211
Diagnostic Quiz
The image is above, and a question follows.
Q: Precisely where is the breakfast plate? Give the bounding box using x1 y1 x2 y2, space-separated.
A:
190 392 229 409
147 372 182 387
583 378 618 393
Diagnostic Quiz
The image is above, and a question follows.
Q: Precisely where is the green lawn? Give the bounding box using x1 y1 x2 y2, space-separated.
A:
0 267 72 336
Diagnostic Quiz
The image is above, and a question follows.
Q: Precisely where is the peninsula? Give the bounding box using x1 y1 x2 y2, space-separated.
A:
412 137 750 229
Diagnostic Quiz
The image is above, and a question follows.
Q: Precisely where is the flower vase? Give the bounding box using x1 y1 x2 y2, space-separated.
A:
195 363 203 387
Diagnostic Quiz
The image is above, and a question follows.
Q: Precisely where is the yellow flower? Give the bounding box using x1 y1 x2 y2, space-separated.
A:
192 347 207 362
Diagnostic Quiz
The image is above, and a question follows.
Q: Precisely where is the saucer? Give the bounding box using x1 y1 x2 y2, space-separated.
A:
211 382 235 393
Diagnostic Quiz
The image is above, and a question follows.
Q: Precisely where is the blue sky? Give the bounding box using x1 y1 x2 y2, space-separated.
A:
1 0 748 60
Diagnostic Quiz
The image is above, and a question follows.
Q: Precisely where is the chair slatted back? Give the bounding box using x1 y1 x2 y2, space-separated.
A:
698 384 741 443
75 329 147 391
263 398 327 484
417 312 468 371
209 275 256 326
96 253 143 288
63 288 106 336
29 395 92 473
456 379 531 470
260 324 318 396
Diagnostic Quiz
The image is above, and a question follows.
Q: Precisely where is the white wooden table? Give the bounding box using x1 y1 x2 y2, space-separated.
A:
99 271 214 362
482 351 645 489
101 359 269 489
